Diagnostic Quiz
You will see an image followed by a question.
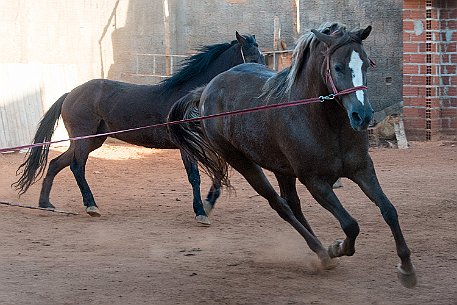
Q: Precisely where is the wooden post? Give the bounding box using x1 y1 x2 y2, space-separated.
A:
162 0 171 75
394 116 409 149
273 16 280 71
294 0 300 35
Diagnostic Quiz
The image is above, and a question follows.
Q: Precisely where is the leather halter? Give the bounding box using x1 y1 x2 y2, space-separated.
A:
323 45 376 105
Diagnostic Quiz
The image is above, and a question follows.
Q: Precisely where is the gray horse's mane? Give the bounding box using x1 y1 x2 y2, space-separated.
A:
261 22 348 102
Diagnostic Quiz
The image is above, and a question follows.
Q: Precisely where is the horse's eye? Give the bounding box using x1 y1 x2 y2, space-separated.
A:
334 65 344 73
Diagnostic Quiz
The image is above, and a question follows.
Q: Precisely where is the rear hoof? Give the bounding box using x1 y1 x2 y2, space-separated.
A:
397 263 417 288
86 206 101 217
39 202 55 209
195 215 211 226
202 200 213 216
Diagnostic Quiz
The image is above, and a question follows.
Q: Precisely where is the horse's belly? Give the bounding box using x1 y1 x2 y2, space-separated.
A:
111 127 177 149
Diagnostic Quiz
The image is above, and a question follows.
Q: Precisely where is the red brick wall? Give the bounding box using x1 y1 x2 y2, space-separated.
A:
403 0 457 141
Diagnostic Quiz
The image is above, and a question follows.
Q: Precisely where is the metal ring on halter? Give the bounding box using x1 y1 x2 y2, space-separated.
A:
319 93 336 101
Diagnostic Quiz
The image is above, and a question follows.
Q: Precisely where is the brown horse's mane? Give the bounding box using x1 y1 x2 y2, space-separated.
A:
261 22 359 103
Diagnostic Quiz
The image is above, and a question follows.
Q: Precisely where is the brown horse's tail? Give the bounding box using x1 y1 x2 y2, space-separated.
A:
168 87 231 188
13 93 68 195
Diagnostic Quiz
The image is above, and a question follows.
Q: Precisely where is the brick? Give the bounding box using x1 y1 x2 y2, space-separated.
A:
440 76 450 86
403 9 425 19
404 42 419 53
450 119 457 129
440 98 457 108
403 85 422 96
442 65 457 75
407 54 426 64
419 64 437 75
409 75 426 85
403 1 424 9
404 117 426 129
403 20 416 31
403 97 420 106
403 85 419 96
449 54 457 64
450 75 457 85
443 86 457 97
403 64 419 74
404 107 428 119
441 108 457 118
427 19 440 31
440 42 457 53
440 118 451 129
440 129 457 139
403 32 425 42
446 8 457 18
445 19 457 29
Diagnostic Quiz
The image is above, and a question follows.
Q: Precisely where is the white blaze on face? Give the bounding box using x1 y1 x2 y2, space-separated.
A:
349 50 365 105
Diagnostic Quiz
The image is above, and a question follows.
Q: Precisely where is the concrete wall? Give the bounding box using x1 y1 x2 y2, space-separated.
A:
0 0 403 113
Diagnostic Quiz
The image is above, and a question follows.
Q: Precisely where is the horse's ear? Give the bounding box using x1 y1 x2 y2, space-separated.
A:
236 31 247 45
311 29 334 46
357 26 372 41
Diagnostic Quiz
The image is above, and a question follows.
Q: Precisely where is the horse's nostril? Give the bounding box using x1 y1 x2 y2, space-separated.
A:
352 112 362 123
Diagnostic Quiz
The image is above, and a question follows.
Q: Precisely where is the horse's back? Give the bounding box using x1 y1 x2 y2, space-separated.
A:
202 63 273 112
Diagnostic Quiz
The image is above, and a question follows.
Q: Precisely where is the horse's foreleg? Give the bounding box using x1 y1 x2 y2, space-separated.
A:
180 151 209 225
302 177 360 258
224 155 335 269
275 174 316 236
351 160 417 288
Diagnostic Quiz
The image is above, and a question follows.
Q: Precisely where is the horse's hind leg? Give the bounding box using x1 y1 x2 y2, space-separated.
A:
38 145 75 209
301 177 360 258
223 152 335 269
70 137 106 217
351 160 417 288
180 150 209 225
203 180 221 214
275 174 316 236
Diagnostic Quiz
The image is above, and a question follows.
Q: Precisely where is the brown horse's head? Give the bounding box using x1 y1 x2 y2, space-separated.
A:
312 26 374 131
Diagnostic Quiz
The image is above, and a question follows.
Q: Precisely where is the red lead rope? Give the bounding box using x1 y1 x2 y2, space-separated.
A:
0 85 367 154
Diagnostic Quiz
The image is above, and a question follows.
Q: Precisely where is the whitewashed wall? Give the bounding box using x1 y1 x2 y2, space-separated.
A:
0 64 79 150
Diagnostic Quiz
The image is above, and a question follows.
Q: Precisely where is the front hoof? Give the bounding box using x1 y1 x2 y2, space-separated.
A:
195 215 211 226
397 263 417 288
328 240 344 258
85 206 101 217
39 201 55 209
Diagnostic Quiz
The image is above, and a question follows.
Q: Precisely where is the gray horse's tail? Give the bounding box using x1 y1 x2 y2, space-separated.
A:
167 87 230 188
13 93 68 195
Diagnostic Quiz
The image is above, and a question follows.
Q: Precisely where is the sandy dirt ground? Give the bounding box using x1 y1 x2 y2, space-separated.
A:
0 141 456 305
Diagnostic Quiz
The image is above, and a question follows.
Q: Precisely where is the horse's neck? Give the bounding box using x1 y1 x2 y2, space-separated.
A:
290 55 327 101
206 45 242 78
290 57 352 133
174 45 241 94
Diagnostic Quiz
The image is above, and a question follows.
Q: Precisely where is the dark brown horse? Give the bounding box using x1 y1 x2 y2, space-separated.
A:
168 23 417 287
14 32 264 222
